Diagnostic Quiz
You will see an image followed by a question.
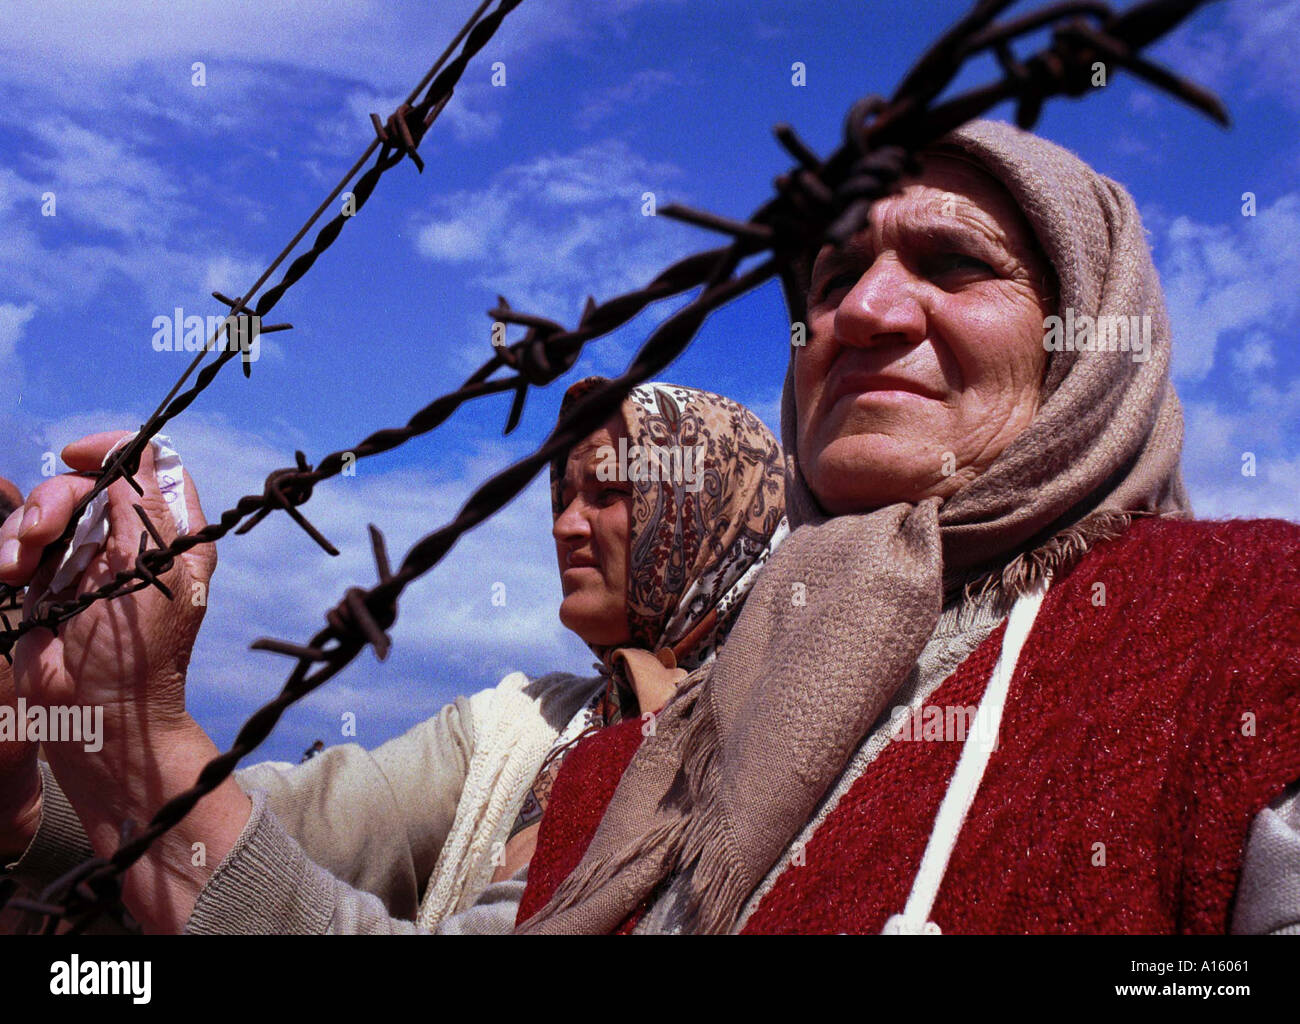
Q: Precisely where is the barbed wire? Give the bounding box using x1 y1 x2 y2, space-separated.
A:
0 0 514 647
0 0 1228 933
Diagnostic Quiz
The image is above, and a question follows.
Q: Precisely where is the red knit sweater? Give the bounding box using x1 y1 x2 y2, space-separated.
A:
519 518 1300 933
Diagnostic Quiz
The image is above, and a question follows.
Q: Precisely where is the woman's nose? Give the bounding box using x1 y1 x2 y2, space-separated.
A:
553 499 591 543
833 255 926 350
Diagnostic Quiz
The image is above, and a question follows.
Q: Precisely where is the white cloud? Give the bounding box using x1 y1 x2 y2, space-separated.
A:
0 3 448 88
0 302 36 361
0 1 685 385
1152 192 1300 382
23 118 184 240
203 254 269 299
576 69 678 129
0 0 677 96
0 103 268 316
0 183 266 330
1149 191 1300 524
1152 0 1300 112
436 83 506 145
413 138 696 327
0 302 36 406
0 166 43 217
313 82 505 162
410 137 705 383
1181 380 1300 523
418 209 499 263
1230 330 1276 376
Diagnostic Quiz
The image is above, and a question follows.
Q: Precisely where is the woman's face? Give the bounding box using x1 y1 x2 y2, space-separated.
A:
554 415 633 648
794 156 1053 514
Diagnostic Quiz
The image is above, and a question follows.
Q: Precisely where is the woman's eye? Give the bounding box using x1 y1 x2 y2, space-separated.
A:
927 253 995 281
813 270 860 302
596 488 628 506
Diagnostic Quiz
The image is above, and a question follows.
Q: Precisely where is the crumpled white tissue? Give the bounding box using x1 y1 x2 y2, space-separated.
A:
48 433 190 596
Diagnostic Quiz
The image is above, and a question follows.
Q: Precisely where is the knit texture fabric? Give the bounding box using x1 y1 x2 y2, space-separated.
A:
522 584 1011 932
516 716 647 927
416 672 589 929
519 118 1191 935
518 517 1300 933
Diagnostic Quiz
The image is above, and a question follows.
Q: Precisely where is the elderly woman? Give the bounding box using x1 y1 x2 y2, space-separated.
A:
516 119 1300 935
0 380 785 933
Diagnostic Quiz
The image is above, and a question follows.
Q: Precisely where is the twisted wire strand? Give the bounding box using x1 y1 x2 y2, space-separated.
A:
0 0 515 634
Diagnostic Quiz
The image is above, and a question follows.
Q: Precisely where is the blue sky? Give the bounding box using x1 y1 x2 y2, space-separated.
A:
0 0 1297 763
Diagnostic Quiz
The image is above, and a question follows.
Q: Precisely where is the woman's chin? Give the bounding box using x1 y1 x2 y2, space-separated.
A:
559 599 626 649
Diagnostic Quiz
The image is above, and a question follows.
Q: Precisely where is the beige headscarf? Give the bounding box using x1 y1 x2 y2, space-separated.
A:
519 119 1191 934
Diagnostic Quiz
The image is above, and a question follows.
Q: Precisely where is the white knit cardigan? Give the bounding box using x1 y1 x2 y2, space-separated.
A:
415 670 601 929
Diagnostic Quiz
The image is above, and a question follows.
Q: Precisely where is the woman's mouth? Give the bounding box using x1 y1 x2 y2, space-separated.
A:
565 551 599 571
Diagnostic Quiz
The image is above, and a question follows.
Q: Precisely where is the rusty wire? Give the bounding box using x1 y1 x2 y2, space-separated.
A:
0 0 1228 933
0 0 514 646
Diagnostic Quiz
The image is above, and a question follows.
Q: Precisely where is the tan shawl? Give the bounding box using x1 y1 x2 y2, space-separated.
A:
519 119 1190 935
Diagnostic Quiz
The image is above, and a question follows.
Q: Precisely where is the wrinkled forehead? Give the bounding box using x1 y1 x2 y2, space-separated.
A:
798 151 1049 291
564 419 623 470
551 413 627 512
824 153 1044 266
907 151 1022 208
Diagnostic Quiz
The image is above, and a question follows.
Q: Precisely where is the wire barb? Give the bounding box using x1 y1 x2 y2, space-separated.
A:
371 103 430 173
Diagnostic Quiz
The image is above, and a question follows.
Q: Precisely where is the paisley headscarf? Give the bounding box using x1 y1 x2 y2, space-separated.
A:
509 378 786 838
549 376 788 715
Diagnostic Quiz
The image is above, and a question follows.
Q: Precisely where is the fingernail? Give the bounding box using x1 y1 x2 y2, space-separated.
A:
18 504 40 538
0 538 19 570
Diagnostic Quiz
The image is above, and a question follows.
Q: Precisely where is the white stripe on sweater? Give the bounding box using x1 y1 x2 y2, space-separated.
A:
883 578 1049 935
417 673 570 928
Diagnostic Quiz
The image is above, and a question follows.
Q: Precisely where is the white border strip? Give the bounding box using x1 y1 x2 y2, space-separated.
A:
883 578 1049 935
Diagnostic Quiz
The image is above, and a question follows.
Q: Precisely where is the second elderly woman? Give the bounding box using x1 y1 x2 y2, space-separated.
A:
0 380 786 933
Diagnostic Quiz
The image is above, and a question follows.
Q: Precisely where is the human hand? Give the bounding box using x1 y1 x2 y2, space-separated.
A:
0 433 215 812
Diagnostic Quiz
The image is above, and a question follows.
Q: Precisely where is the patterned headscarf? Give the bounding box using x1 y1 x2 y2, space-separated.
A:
509 379 787 841
550 377 787 691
